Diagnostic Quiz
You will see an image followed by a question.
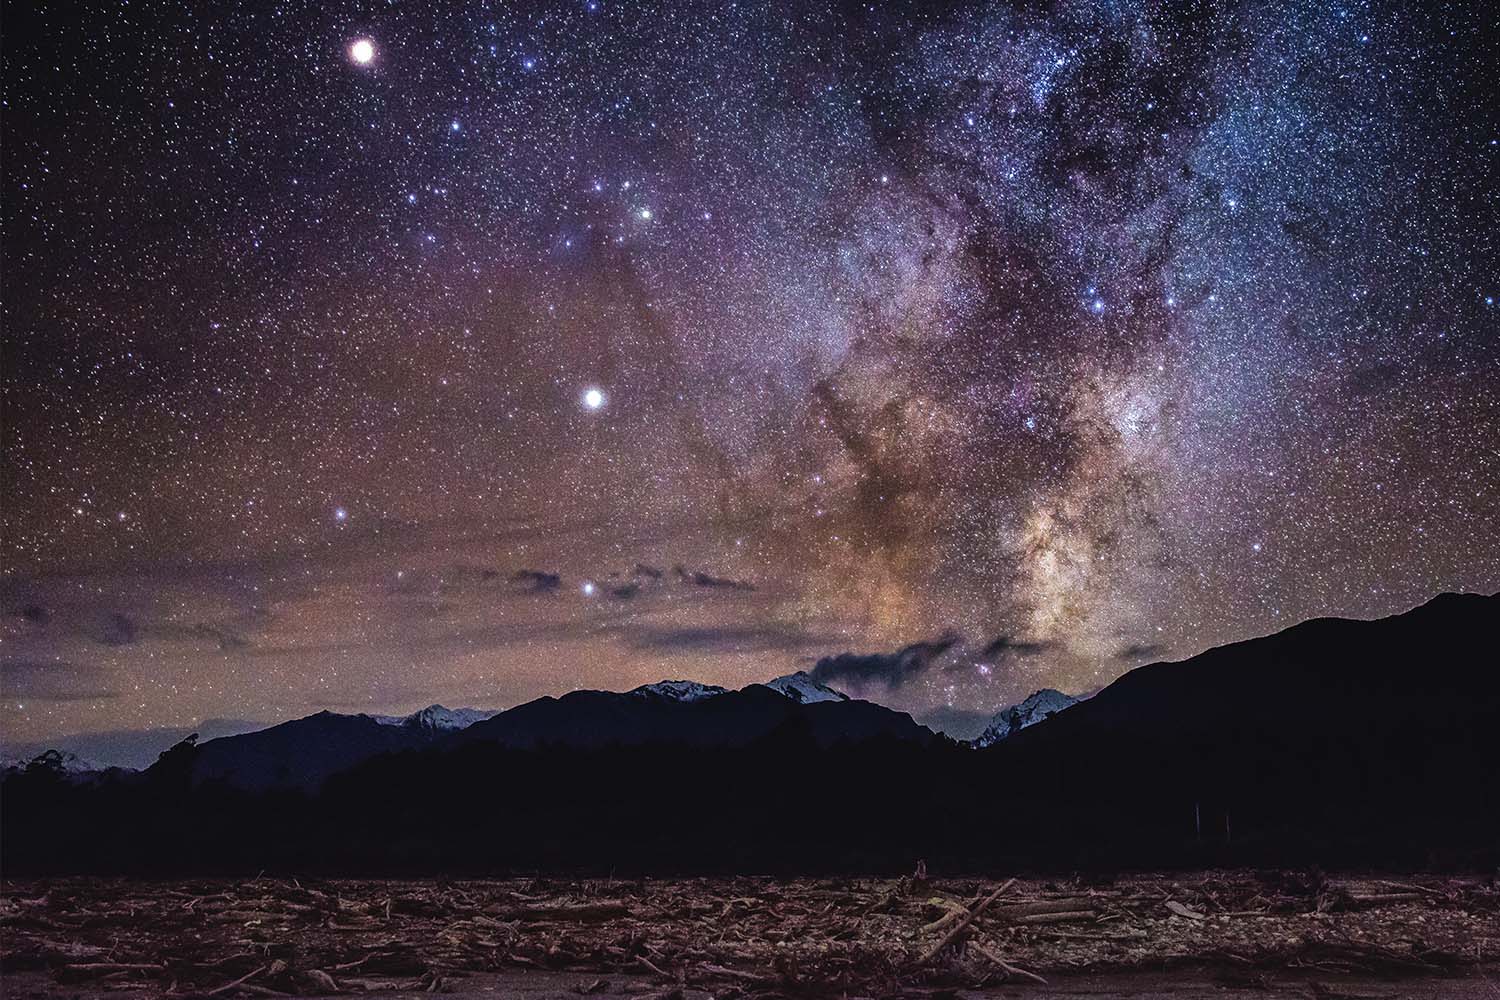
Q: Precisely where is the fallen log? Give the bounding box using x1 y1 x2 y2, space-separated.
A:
207 963 267 995
918 897 973 934
698 962 769 983
969 941 1048 984
917 878 1016 964
988 898 1095 921
60 962 164 975
636 954 672 979
1165 900 1207 920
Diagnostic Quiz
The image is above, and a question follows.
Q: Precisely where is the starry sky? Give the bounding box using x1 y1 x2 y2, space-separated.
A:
3 0 1498 742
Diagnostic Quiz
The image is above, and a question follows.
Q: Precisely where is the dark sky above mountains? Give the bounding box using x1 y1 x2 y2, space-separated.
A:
3 0 1498 741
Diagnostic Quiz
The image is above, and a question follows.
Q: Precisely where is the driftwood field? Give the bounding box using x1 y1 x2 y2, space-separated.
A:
3 871 1497 997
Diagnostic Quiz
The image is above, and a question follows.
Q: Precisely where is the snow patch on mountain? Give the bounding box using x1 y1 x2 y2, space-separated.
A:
972 689 1079 747
371 705 499 731
630 680 729 702
762 671 850 704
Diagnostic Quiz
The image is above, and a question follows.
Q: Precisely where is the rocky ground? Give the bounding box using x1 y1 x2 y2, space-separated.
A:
3 871 1497 997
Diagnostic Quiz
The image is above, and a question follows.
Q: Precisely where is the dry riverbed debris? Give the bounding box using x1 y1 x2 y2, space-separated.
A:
2 870 1497 996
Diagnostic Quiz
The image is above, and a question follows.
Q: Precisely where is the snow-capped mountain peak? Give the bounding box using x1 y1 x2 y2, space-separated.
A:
629 680 729 702
762 671 849 704
371 705 499 731
972 688 1078 747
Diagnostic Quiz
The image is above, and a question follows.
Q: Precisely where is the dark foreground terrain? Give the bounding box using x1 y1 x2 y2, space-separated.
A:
4 872 1497 998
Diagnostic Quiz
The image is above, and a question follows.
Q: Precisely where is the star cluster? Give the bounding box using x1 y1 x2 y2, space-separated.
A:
2 0 1497 740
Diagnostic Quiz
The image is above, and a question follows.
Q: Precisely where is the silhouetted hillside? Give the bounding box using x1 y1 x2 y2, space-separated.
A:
991 591 1500 859
3 593 1495 874
456 682 936 750
159 676 928 792
188 711 444 791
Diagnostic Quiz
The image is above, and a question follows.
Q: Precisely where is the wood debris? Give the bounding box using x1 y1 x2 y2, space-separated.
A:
1 871 1495 996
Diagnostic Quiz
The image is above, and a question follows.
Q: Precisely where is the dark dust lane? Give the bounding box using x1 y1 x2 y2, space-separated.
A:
3 873 1497 997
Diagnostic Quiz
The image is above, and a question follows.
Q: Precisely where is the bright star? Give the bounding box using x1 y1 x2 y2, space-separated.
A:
334 506 348 522
581 581 597 597
581 387 606 410
349 39 375 65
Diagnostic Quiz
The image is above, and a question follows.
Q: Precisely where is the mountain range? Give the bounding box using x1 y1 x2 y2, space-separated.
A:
169 671 931 791
5 592 1497 873
4 669 1060 782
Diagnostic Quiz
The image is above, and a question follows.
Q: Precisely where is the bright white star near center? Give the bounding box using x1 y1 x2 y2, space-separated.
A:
350 39 375 65
581 387 606 410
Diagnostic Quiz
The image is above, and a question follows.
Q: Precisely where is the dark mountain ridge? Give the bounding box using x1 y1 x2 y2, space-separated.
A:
168 676 931 791
1012 591 1493 744
3 592 1495 874
455 682 936 752
988 591 1500 861
189 710 447 792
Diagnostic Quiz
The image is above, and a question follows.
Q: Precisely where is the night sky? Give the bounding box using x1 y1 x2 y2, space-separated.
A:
3 0 1497 742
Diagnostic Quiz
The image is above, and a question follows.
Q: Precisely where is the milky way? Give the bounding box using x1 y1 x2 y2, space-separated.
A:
3 0 1497 741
